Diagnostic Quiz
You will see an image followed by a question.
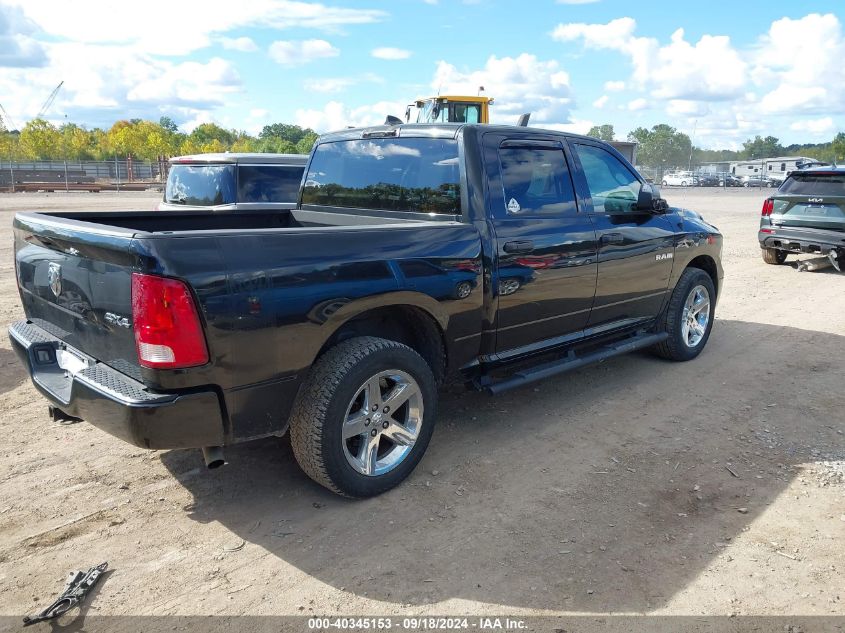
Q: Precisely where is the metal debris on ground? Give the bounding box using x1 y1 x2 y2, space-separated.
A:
796 256 833 273
23 562 108 626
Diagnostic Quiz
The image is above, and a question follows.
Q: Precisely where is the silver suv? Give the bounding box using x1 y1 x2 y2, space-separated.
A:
159 153 308 211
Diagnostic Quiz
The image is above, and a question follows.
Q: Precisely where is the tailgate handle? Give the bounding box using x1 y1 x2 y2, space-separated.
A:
503 240 534 254
601 232 624 244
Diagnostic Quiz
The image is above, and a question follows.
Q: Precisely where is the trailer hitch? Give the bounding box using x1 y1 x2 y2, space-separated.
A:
23 562 108 626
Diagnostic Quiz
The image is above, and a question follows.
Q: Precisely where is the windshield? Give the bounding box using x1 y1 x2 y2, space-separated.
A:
302 137 461 215
416 101 481 124
779 173 845 196
165 164 236 206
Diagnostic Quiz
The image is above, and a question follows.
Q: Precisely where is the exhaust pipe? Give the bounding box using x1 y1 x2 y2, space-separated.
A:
202 446 226 469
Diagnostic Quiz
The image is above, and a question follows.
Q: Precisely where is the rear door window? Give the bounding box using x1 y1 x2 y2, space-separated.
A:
301 138 461 215
237 165 304 203
498 145 576 215
165 164 236 206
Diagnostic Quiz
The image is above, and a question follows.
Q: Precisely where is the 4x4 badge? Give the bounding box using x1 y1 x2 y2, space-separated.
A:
47 263 62 298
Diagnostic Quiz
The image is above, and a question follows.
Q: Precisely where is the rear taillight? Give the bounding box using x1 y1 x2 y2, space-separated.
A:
761 199 774 216
131 273 209 369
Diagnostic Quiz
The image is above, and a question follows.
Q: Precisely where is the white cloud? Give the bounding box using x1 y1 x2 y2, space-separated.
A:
553 17 747 101
303 73 383 93
552 12 845 146
430 54 574 125
371 47 412 60
627 98 648 111
295 100 408 132
0 0 382 127
666 99 710 118
4 0 385 56
127 57 241 105
593 95 608 109
219 36 257 52
789 117 835 135
268 39 339 66
0 4 47 67
0 41 242 127
753 13 845 115
304 78 357 93
541 118 594 134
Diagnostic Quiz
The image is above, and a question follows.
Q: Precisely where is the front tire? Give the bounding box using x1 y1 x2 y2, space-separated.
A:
653 268 715 361
761 248 788 265
289 336 437 498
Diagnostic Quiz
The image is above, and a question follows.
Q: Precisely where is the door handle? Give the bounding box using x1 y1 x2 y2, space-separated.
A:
601 232 624 244
503 240 534 254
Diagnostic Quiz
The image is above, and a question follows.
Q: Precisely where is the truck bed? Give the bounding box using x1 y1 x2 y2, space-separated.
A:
23 207 436 234
13 206 483 443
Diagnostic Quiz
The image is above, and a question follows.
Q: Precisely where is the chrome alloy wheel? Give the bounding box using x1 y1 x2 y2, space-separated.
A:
681 284 711 348
342 370 424 477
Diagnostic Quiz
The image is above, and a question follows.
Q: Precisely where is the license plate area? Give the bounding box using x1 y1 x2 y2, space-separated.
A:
56 348 89 376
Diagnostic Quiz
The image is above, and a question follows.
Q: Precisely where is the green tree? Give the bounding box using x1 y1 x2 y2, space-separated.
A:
159 116 179 133
831 132 845 164
19 118 61 159
189 123 235 148
60 123 94 160
259 123 313 145
741 135 783 159
586 124 615 141
295 131 318 154
627 124 692 168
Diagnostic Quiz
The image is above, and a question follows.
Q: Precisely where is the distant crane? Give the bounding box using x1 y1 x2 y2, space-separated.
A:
0 102 17 131
37 81 64 119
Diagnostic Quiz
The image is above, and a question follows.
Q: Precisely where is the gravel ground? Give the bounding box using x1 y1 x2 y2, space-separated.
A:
0 189 842 619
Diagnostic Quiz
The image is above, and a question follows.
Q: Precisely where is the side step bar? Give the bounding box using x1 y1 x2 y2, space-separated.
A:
481 331 669 395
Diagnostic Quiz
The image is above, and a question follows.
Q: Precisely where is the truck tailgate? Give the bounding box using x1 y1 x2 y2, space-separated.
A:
14 214 141 380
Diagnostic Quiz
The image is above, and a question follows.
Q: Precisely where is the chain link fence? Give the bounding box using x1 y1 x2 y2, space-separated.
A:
1 158 168 190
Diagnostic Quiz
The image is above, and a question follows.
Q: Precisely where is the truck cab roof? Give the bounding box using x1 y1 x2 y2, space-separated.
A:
319 122 604 143
169 153 308 165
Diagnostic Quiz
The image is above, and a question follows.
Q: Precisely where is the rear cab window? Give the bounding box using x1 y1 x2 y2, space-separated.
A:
301 137 461 215
165 164 236 206
237 165 303 203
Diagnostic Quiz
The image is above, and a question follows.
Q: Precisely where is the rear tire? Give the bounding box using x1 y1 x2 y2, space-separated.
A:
289 336 437 498
653 268 715 362
761 248 788 265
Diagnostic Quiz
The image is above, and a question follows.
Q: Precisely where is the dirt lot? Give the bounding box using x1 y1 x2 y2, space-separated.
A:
0 189 842 620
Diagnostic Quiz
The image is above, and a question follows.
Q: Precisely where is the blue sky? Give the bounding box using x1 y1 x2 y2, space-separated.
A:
1 0 843 148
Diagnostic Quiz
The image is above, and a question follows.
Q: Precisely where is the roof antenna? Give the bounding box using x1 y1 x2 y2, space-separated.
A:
478 85 485 96
516 113 531 127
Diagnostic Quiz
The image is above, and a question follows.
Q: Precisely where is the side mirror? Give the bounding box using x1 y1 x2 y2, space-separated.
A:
637 183 666 212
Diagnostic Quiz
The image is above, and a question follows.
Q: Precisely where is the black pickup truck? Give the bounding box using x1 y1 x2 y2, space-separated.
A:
10 123 723 497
